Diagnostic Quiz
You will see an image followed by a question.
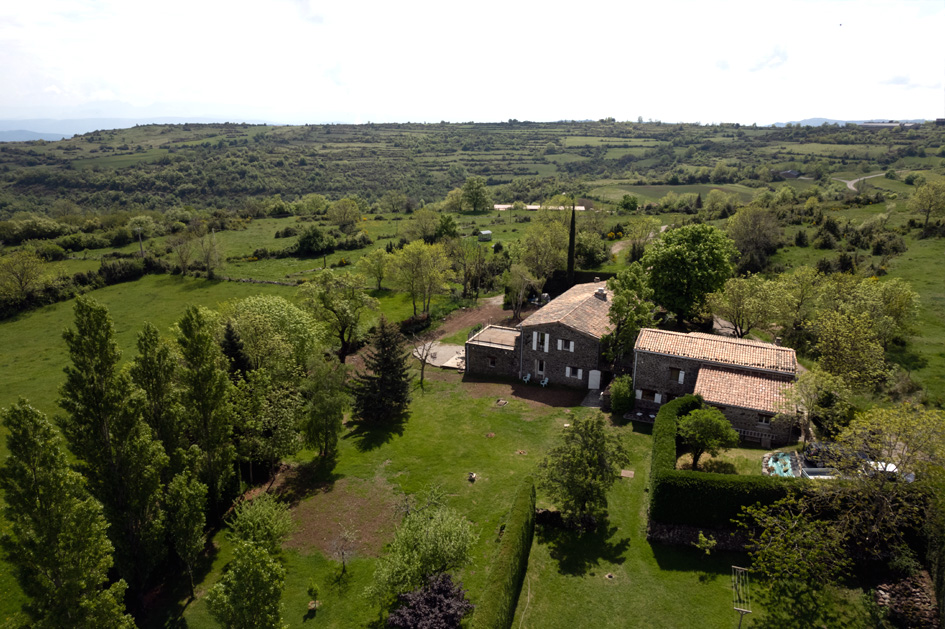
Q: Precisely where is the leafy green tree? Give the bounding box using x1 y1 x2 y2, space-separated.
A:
351 316 411 425
537 412 630 525
127 215 157 257
232 370 302 482
0 249 45 303
222 295 321 378
515 220 568 282
812 310 886 389
643 224 736 321
58 296 168 595
328 197 362 233
295 224 336 257
207 541 286 629
130 322 184 470
177 305 236 509
226 493 294 557
356 247 390 290
388 241 450 316
782 367 853 441
726 206 782 272
770 266 823 349
621 215 661 263
302 354 349 459
408 208 440 243
908 179 945 230
706 275 777 338
369 503 476 600
166 469 207 598
618 194 639 213
502 264 538 321
298 270 378 362
461 176 492 213
604 262 657 362
1 400 135 629
435 213 459 241
677 408 739 471
447 236 487 299
443 188 464 213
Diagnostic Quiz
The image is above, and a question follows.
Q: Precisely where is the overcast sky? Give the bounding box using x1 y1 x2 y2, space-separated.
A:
1 0 942 126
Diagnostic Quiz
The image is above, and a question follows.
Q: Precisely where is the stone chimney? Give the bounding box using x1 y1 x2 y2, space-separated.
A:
775 336 782 346
594 287 607 301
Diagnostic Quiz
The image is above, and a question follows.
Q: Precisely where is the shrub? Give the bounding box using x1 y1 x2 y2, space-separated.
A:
794 229 809 247
609 375 635 416
98 258 145 285
472 477 535 629
388 573 473 629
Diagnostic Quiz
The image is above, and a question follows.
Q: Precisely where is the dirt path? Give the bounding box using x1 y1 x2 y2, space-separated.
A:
433 295 518 340
832 171 900 191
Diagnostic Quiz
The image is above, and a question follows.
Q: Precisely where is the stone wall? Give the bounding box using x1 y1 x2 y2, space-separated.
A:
465 341 520 378
520 322 602 388
632 351 702 408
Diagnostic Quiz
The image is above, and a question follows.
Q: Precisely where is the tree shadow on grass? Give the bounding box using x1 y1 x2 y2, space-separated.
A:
275 455 343 507
343 415 408 452
536 521 630 577
137 541 220 629
886 343 929 373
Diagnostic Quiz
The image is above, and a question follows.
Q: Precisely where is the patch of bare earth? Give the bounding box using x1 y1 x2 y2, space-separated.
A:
284 475 401 558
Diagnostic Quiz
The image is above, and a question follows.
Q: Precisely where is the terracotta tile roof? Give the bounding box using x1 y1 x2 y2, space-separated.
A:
634 329 796 375
695 366 794 415
521 281 613 339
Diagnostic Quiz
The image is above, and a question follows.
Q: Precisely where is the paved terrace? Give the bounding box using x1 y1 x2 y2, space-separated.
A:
467 325 520 349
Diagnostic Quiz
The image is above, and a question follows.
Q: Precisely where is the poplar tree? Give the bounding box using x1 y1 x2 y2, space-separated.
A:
1 400 135 628
177 305 236 509
130 322 184 472
165 469 207 598
58 296 168 597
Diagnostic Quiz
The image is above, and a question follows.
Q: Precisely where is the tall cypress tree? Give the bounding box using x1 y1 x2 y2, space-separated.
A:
58 296 168 600
567 205 576 283
351 316 411 425
1 400 135 628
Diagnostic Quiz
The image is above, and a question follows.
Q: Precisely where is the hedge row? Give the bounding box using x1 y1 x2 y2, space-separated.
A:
472 476 536 629
648 394 796 529
926 482 945 625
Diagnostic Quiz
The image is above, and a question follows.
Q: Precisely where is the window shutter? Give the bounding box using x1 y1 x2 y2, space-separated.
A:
557 339 562 351
635 389 643 400
654 393 662 404
678 370 685 384
532 331 537 351
577 369 583 379
569 341 575 352
544 334 550 353
565 366 571 377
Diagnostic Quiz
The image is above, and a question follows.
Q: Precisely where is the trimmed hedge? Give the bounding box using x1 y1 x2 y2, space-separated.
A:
472 476 535 629
648 394 797 529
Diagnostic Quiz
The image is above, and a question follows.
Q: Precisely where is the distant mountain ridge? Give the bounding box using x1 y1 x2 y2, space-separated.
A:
0 130 69 142
772 117 928 127
0 117 272 141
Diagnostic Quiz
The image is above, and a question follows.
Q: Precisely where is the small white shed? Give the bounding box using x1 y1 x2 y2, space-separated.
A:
478 230 493 242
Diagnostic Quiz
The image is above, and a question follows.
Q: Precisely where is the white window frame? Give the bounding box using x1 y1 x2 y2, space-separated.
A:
565 366 583 379
557 339 575 352
535 359 545 375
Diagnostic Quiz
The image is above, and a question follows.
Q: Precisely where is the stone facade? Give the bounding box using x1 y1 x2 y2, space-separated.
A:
632 329 798 446
465 341 519 377
520 322 604 388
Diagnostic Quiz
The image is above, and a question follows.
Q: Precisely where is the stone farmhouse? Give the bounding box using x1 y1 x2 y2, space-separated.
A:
465 281 612 389
465 283 799 446
633 329 798 447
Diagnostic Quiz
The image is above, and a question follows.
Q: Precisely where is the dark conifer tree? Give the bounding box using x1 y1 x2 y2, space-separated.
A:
220 320 252 380
567 206 576 283
351 316 411 424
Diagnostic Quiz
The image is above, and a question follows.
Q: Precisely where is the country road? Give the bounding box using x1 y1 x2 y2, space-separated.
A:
832 171 900 191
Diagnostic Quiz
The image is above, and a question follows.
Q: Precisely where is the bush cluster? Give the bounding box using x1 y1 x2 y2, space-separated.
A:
472 476 535 629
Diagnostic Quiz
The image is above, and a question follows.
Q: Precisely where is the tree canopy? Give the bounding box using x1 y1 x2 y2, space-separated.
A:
643 224 736 321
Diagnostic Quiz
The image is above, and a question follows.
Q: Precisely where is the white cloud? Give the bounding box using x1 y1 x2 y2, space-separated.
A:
0 0 942 124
